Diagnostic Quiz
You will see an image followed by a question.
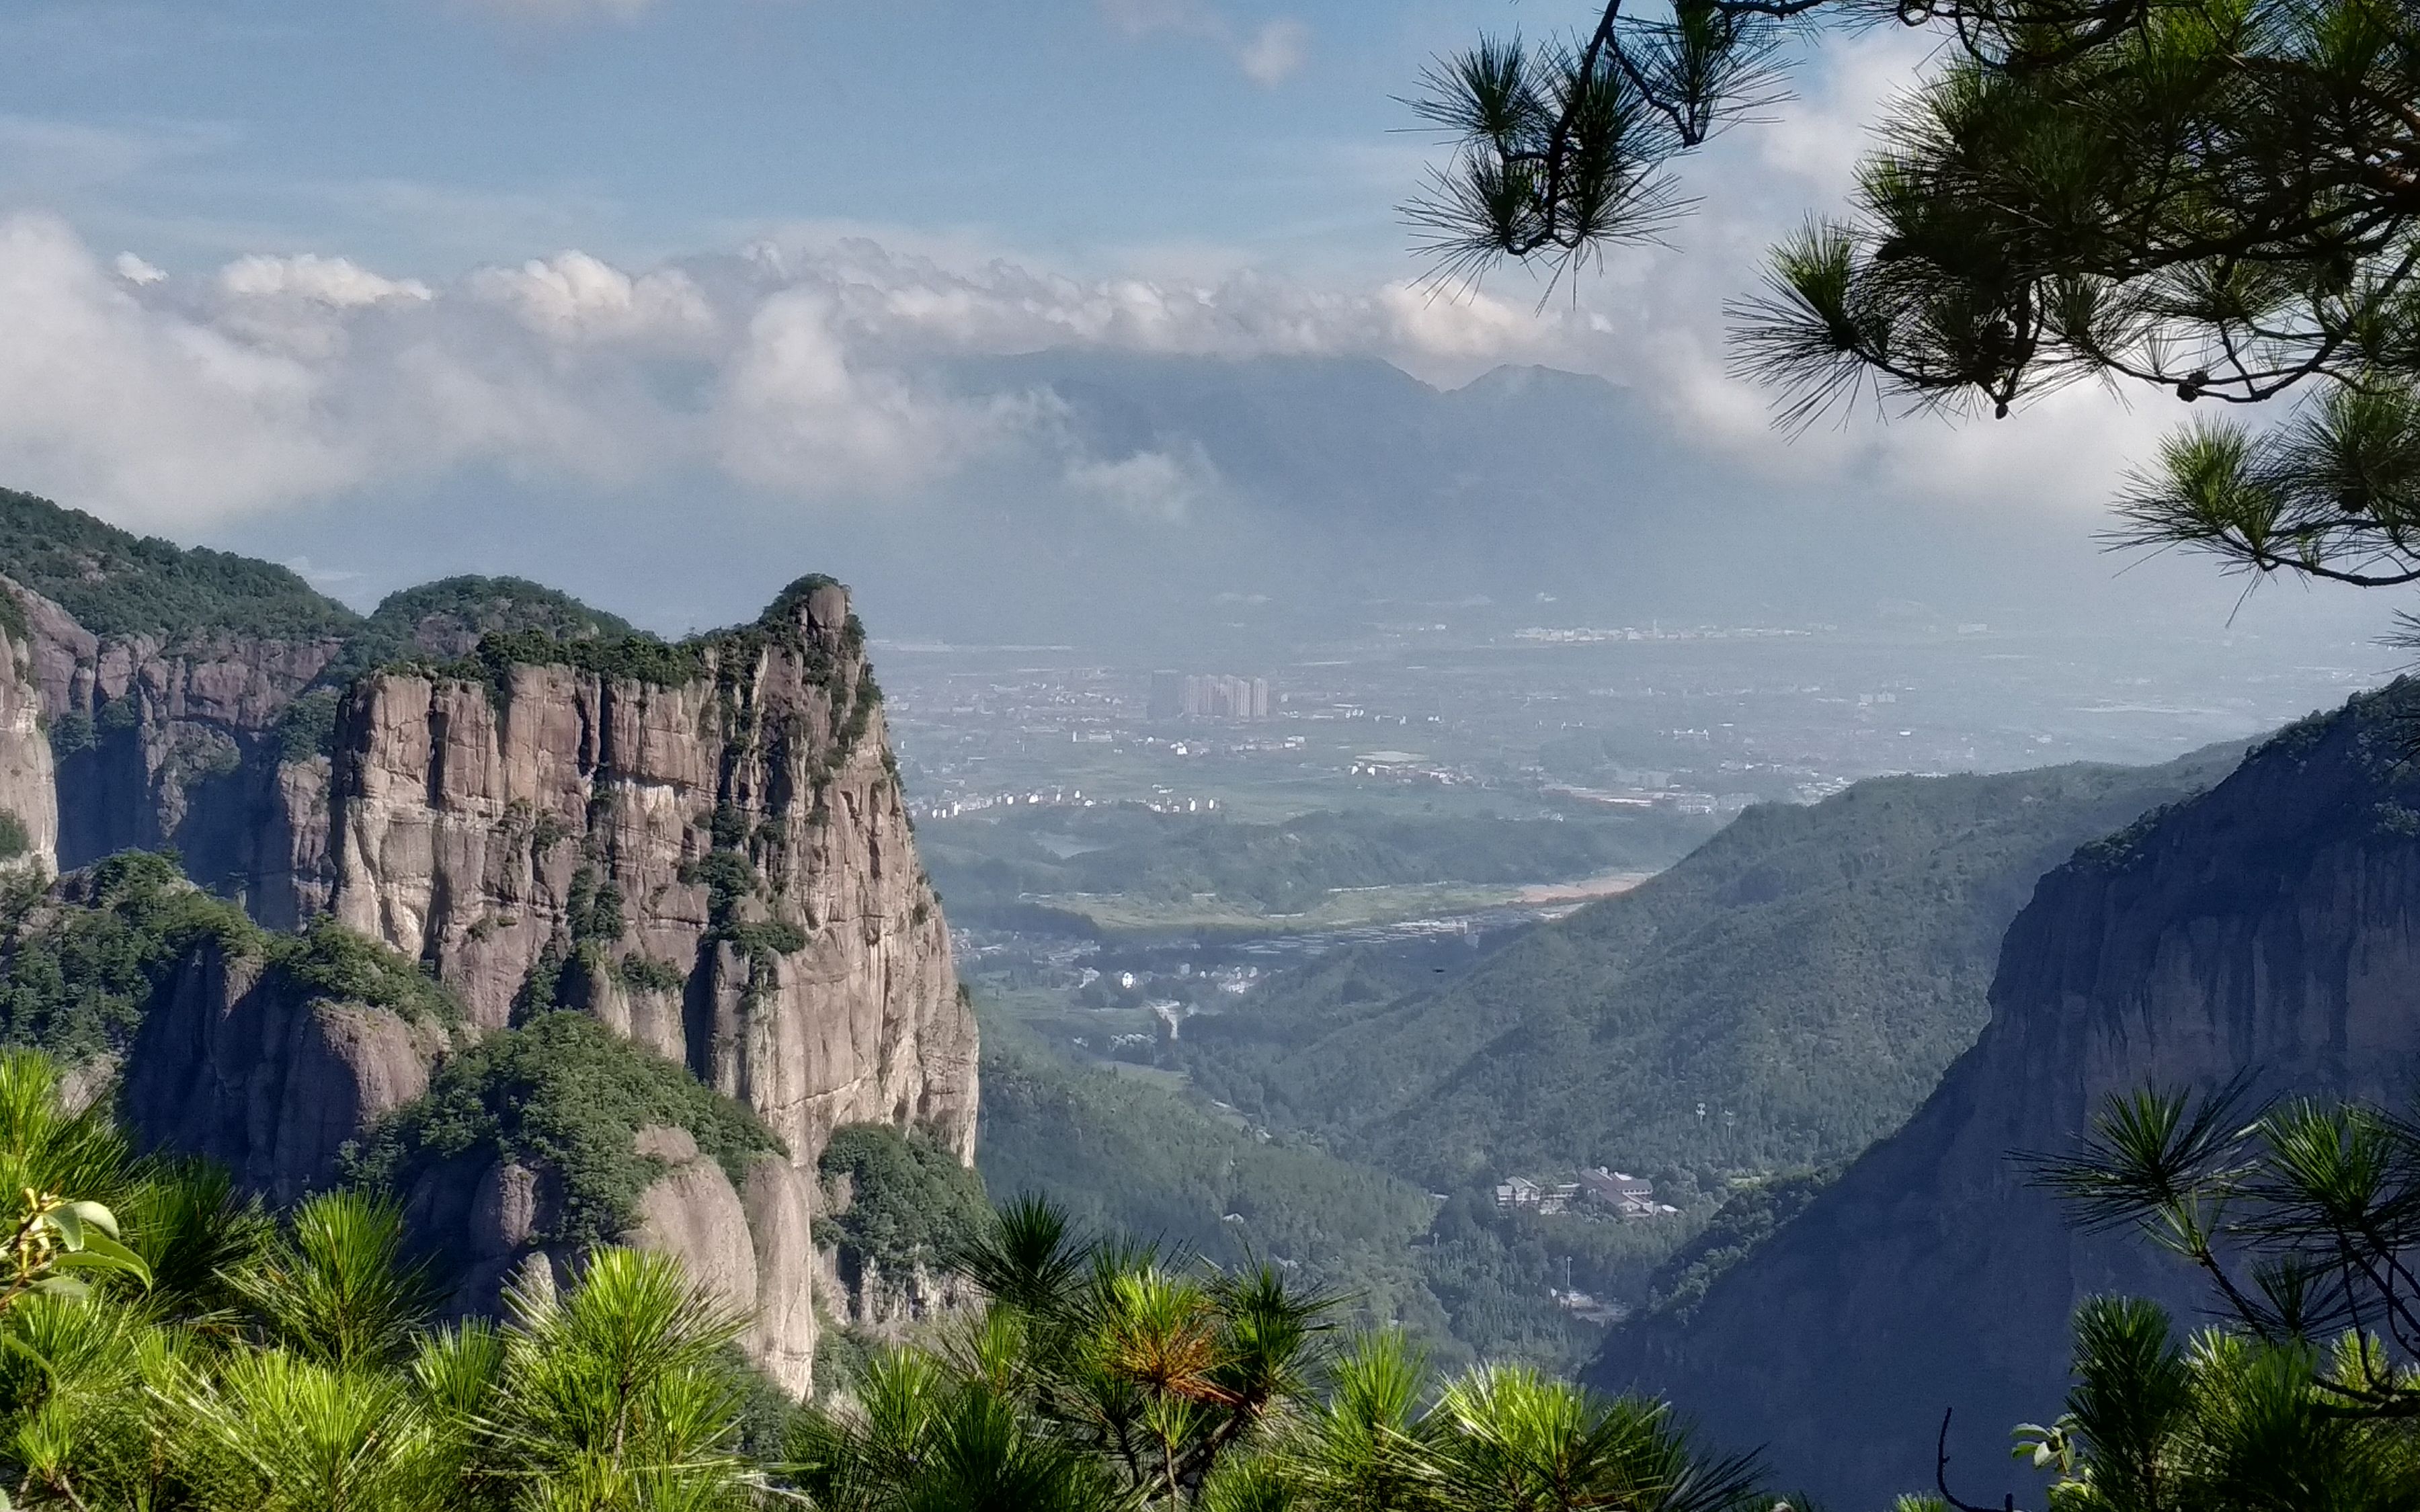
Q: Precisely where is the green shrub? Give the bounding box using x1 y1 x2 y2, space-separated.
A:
0 811 28 862
0 851 255 1062
364 575 636 651
344 1011 782 1252
815 1124 990 1275
731 920 807 959
471 630 702 692
616 954 688 997
565 869 625 946
679 852 757 937
0 487 360 641
45 711 92 759
274 690 341 764
264 917 461 1027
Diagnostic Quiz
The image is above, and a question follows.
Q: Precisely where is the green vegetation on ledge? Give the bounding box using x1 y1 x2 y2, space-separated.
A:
366 575 636 648
344 1011 782 1251
0 853 460 1063
815 1124 990 1277
0 852 253 1062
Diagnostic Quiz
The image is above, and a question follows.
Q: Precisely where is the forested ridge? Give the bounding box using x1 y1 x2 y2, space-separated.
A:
1176 747 2245 1187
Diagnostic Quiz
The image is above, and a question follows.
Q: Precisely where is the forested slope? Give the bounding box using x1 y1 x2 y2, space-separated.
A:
1178 747 2245 1187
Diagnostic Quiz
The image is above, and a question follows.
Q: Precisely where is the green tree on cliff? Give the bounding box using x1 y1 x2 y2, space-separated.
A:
1412 0 2420 607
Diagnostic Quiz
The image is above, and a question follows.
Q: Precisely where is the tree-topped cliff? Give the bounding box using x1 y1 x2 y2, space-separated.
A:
0 490 975 1400
360 575 636 662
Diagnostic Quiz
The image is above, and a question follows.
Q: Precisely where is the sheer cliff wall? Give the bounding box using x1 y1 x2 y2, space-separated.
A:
1591 682 2420 1507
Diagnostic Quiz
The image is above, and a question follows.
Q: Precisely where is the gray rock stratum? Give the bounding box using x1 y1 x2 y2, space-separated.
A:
323 578 975 1169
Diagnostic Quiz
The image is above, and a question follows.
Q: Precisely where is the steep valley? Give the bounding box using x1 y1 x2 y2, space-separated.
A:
3 478 2403 1478
1174 747 2245 1187
1591 679 2420 1506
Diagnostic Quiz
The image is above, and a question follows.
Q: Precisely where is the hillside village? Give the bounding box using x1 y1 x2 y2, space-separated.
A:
1494 1167 1681 1219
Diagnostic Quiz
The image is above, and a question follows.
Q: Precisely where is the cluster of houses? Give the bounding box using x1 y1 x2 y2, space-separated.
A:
1494 1167 1679 1220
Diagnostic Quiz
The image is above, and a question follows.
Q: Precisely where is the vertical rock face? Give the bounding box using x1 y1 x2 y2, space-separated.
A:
323 578 977 1169
309 577 975 1394
1592 681 2420 1508
0 610 57 875
125 937 451 1206
1 575 340 920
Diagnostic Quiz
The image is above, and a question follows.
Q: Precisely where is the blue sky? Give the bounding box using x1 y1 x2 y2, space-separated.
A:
1 0 1483 278
0 0 2384 653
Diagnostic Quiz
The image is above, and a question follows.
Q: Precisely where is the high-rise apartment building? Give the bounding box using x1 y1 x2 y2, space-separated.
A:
1148 672 1273 722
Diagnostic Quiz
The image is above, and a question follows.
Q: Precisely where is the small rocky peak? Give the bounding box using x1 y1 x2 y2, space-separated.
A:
759 575 854 650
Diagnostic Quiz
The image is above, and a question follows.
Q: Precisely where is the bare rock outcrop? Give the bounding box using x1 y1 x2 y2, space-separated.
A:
123 933 451 1205
1591 680 2420 1507
0 610 57 874
312 577 973 1396
387 1101 826 1398
0 575 341 921
812 1247 981 1335
324 577 977 1169
0 530 972 1400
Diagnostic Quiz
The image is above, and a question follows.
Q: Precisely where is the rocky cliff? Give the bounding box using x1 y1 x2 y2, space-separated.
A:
322 577 975 1171
3 577 337 919
0 491 975 1399
1590 681 2420 1507
307 578 975 1391
0 607 56 876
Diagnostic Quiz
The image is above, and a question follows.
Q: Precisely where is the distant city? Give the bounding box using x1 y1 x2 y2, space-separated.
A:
879 613 2386 829
1149 671 1272 722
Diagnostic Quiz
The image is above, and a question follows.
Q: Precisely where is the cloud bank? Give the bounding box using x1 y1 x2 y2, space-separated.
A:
0 23 2208 553
0 213 1629 532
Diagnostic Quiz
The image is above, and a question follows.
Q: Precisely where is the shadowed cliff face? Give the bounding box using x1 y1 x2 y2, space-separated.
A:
1589 681 2420 1508
2 577 339 923
0 613 56 876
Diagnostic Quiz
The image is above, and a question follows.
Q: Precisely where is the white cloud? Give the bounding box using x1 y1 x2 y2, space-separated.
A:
715 288 1028 499
1380 282 1538 360
1096 0 1310 87
0 215 361 528
469 251 714 344
1237 20 1310 86
1065 447 1220 521
0 215 1616 530
218 253 432 308
0 158 2205 546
